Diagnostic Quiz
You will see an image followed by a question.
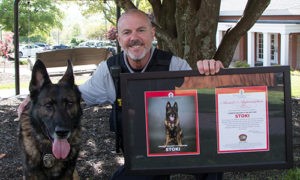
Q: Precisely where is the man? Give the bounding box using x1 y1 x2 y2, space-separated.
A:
79 9 223 180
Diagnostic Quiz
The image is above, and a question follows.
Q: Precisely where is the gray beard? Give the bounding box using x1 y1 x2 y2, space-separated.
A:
125 49 147 62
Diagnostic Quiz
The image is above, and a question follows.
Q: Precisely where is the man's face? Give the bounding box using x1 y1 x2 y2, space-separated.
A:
117 13 155 61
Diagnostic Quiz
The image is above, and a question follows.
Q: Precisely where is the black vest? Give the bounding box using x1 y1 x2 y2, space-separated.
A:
107 49 173 152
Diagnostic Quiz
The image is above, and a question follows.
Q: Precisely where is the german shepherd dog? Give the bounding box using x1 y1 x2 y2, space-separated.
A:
18 59 82 179
164 101 183 146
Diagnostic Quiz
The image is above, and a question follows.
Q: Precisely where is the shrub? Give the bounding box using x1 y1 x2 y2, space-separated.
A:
234 60 250 68
284 168 300 180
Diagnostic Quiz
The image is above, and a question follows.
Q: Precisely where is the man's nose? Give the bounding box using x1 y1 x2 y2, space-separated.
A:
130 31 140 39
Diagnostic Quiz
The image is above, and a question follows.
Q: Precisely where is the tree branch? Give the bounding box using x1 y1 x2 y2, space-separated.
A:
115 0 136 11
214 0 271 67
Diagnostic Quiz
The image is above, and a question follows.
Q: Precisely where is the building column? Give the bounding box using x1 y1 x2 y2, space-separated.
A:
247 32 255 67
263 32 271 66
280 33 289 65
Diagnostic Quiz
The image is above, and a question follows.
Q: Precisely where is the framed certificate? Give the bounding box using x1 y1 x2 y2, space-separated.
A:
215 86 269 153
120 66 292 175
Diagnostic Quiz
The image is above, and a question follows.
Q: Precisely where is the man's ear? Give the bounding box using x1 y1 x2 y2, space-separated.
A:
151 27 156 37
116 33 120 42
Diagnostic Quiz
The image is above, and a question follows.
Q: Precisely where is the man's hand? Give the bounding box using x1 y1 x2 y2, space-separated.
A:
197 59 224 75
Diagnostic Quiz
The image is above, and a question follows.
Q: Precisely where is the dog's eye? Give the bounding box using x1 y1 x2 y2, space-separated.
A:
44 103 53 111
66 101 74 108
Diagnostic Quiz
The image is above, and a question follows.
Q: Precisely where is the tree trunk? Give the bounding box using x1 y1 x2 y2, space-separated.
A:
116 0 271 69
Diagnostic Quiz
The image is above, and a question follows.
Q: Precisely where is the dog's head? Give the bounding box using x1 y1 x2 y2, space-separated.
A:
29 59 82 159
166 101 178 123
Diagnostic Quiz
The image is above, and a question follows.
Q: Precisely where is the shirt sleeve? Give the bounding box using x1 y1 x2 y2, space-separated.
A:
169 56 192 71
79 61 116 106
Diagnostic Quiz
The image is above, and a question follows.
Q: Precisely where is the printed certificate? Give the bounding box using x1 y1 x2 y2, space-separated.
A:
215 86 269 153
144 90 200 157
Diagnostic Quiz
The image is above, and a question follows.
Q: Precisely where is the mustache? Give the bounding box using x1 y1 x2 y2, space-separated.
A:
128 40 143 47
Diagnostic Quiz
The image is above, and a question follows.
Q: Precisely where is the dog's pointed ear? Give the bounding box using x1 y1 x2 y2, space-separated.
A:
166 101 171 109
59 59 74 85
29 59 52 94
173 102 178 110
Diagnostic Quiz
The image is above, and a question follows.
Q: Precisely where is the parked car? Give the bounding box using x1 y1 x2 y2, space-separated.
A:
35 42 51 50
96 40 117 55
52 44 69 50
78 40 99 48
19 44 44 58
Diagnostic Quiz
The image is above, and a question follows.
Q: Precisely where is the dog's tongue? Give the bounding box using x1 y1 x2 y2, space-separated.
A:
52 139 70 159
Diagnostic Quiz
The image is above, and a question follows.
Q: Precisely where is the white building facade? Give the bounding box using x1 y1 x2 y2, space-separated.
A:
218 0 300 70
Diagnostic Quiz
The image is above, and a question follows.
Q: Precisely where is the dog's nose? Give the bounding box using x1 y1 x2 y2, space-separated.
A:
55 126 70 138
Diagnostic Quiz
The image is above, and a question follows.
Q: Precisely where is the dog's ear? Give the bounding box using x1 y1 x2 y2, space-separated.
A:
59 59 74 85
29 59 52 95
173 102 178 111
166 101 171 109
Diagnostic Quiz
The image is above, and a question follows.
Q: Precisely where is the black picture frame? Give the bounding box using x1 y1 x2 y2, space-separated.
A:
120 66 293 175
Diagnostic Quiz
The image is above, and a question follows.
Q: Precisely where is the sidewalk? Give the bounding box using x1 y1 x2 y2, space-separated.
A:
0 63 30 99
0 89 29 99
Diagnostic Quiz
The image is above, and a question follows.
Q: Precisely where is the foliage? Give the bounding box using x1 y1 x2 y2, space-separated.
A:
20 34 47 44
0 0 63 36
70 38 83 46
85 24 108 40
107 27 117 40
284 168 300 180
233 60 250 68
78 0 151 27
19 59 28 65
0 32 14 58
78 0 116 26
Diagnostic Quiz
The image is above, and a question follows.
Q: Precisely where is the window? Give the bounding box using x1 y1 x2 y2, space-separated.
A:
270 34 278 64
257 33 263 61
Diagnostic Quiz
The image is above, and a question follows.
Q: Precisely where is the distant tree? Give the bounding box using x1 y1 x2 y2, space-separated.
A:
71 23 81 38
78 0 151 27
114 0 271 68
0 0 63 37
85 24 108 40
